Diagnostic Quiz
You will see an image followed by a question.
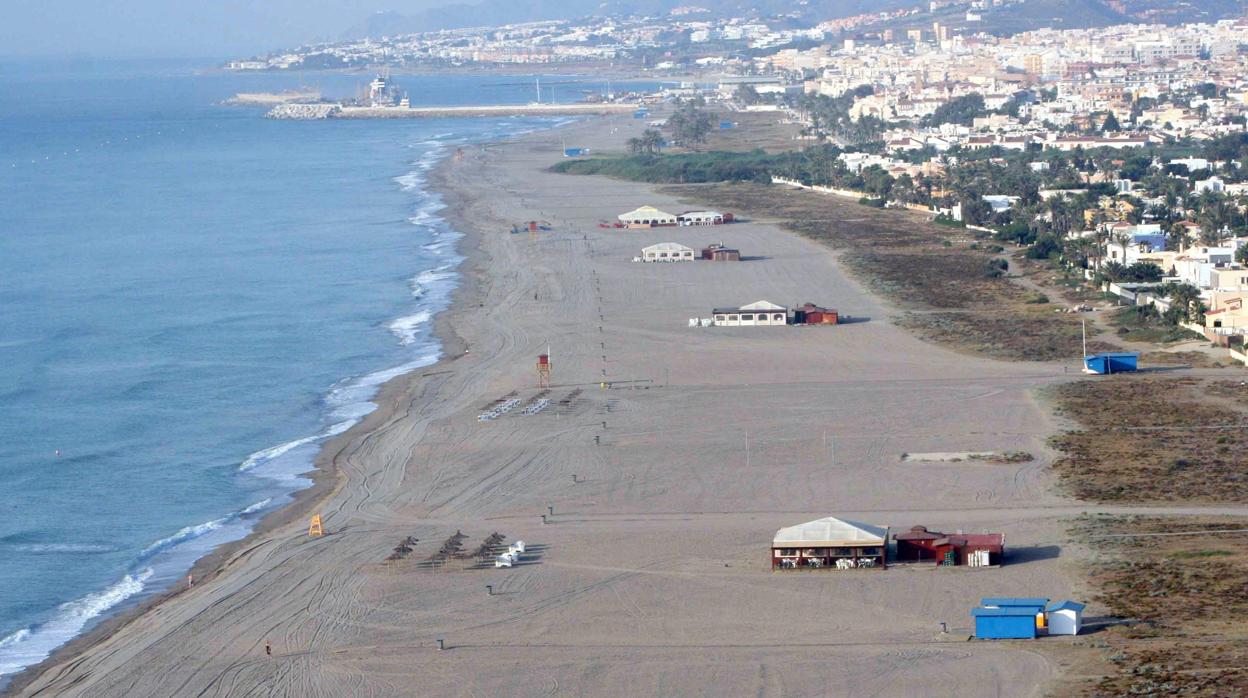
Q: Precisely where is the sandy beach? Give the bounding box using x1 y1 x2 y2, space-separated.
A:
14 115 1100 697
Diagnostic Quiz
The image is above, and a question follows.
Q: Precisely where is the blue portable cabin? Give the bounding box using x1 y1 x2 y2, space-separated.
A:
719 120 736 129
563 147 585 157
981 597 1049 612
1083 352 1139 375
633 108 649 119
972 607 1039 639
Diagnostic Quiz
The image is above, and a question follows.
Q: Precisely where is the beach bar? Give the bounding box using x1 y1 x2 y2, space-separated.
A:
640 242 696 262
792 303 839 325
712 300 788 327
771 517 889 570
894 526 1004 566
619 205 677 227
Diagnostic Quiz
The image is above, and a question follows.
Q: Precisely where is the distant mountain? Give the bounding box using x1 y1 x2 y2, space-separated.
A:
344 0 920 38
890 0 1128 37
1119 0 1245 23
342 0 1244 41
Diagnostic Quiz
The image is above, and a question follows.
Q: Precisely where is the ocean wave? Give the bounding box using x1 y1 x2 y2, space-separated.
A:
0 567 153 678
415 265 456 287
138 498 271 558
394 172 424 191
407 203 445 227
12 543 117 554
324 353 440 422
388 311 432 346
237 420 355 472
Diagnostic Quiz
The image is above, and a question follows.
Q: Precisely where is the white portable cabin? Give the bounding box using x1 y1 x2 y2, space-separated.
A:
711 300 788 327
641 242 696 262
1046 600 1084 635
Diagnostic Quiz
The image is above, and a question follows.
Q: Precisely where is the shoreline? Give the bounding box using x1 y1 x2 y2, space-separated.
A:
0 128 492 696
14 114 1098 697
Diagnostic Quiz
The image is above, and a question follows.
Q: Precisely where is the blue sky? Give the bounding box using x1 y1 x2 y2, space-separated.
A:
0 1 442 58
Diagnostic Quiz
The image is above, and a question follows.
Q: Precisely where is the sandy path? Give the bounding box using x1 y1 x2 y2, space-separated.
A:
16 117 1242 698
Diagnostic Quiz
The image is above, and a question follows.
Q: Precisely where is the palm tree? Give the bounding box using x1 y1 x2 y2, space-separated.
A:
1092 224 1110 268
640 128 663 155
1163 283 1204 324
1111 230 1132 266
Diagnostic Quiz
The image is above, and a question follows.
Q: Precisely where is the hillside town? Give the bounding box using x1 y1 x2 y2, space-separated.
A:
229 7 1248 360
248 9 1248 354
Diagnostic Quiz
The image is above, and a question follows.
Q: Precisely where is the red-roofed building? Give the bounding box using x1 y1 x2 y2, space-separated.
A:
894 525 1005 566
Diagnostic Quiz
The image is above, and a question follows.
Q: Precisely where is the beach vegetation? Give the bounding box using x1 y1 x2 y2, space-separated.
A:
626 128 664 156
551 150 777 183
1048 377 1248 502
1070 514 1248 695
666 98 716 150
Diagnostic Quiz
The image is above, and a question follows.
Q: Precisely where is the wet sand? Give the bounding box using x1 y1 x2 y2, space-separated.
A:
15 116 1089 697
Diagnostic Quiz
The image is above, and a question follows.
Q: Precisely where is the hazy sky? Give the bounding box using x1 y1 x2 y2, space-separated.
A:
0 0 445 58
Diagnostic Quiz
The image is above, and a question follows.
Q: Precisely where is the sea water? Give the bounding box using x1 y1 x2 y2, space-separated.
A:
0 59 629 681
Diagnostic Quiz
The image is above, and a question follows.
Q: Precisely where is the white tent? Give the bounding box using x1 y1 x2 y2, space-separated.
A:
773 517 888 547
678 210 723 225
711 300 788 327
641 242 696 261
619 205 677 227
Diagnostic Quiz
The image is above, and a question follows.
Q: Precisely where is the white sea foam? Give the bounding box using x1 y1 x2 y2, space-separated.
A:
0 567 153 678
12 543 116 554
394 172 424 191
139 498 272 557
237 420 356 472
415 265 456 287
388 311 432 346
239 499 272 516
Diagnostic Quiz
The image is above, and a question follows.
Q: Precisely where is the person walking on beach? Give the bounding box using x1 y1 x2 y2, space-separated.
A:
265 641 272 657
